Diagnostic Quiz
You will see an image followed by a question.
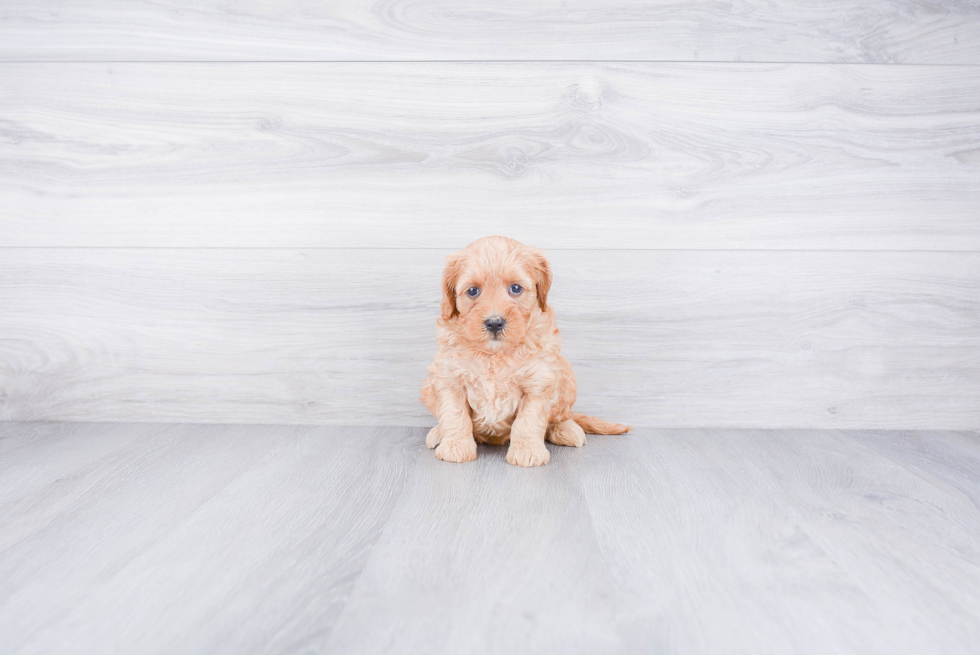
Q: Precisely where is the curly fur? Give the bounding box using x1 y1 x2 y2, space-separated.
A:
421 236 630 467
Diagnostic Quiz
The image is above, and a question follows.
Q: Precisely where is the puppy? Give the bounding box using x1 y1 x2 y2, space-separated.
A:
421 236 630 467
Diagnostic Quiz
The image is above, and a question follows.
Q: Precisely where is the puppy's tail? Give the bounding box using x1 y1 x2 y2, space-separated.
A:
572 412 631 435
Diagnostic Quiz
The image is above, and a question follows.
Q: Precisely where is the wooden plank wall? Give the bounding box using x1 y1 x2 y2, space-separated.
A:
1 1 978 428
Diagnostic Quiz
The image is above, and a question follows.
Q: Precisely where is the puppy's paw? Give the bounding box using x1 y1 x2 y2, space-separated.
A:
506 442 551 467
435 436 477 463
547 420 587 447
425 425 442 449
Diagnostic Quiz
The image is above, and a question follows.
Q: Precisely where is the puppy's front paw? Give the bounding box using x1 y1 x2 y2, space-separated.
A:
435 435 477 463
506 442 551 467
425 425 441 449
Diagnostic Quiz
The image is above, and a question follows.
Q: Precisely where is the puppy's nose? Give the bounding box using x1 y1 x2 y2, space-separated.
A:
484 316 506 334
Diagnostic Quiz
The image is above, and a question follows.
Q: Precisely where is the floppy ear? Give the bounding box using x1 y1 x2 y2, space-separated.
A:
526 249 552 311
440 252 465 320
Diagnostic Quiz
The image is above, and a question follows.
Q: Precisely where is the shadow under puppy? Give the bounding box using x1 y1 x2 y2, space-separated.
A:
421 236 630 467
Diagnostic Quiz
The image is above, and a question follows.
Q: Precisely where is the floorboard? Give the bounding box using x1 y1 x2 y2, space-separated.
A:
3 249 978 429
323 444 622 654
1 1 977 63
844 430 980 510
0 424 419 654
2 63 978 250
1 422 978 654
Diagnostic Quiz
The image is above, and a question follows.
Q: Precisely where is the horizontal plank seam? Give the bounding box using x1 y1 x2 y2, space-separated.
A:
1 420 978 434
3 247 980 254
0 60 979 67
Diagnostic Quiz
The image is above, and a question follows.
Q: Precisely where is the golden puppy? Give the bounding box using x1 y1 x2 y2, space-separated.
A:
421 236 630 467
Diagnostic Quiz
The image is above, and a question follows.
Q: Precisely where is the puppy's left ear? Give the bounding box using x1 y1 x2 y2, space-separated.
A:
526 249 552 311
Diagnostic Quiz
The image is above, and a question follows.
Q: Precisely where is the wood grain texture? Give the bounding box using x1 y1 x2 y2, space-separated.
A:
1 1 979 63
0 423 420 655
323 442 621 654
844 429 980 509
1 248 978 429
2 63 979 250
2 422 979 653
580 428 980 654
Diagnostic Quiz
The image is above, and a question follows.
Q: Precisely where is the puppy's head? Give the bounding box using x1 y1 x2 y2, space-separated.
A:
440 236 552 354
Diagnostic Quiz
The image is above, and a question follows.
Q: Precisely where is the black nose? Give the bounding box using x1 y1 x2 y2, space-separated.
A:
484 316 506 334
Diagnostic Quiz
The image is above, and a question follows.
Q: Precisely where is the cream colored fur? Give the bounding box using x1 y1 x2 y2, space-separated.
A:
420 236 630 467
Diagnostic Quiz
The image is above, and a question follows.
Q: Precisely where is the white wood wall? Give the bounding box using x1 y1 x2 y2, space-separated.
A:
1 2 978 428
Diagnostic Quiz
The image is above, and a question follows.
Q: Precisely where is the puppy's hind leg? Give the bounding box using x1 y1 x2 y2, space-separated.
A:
546 419 587 447
425 424 442 449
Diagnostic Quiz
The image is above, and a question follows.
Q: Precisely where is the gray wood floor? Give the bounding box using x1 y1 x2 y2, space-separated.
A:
2 422 978 654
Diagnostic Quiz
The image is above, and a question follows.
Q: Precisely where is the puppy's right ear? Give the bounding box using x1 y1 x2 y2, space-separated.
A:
441 252 465 320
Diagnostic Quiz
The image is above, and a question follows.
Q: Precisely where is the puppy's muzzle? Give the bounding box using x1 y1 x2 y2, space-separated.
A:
484 315 506 337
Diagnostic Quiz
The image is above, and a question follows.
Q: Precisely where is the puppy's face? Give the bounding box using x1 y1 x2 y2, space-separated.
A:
441 237 552 354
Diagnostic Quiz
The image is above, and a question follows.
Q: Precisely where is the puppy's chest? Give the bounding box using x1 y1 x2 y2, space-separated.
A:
461 366 524 431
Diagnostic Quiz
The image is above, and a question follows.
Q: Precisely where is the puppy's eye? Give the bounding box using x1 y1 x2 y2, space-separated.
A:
466 286 480 298
509 284 523 295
